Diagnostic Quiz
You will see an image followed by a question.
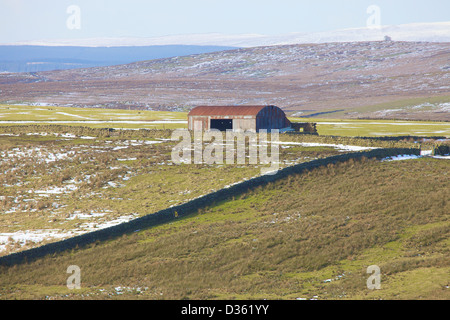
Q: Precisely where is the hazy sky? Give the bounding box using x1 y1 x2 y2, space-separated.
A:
1 0 449 43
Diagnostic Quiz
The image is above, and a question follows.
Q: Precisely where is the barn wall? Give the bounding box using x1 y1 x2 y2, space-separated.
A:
188 105 291 132
188 116 209 131
232 118 256 131
189 115 257 131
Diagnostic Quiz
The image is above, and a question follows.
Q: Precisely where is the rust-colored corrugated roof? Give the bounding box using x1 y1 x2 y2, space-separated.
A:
188 105 273 117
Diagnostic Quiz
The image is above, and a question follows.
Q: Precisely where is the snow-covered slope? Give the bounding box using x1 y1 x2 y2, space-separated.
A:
9 22 450 47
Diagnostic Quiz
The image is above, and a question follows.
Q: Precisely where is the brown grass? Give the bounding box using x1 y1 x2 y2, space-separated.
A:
0 156 448 300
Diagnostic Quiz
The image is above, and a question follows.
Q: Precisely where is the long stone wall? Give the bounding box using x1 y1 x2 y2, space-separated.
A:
0 147 420 266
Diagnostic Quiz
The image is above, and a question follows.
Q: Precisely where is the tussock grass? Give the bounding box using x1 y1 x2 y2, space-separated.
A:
2 125 352 257
0 156 448 300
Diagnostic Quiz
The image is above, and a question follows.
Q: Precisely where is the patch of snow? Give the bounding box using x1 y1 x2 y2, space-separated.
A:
66 211 110 220
274 141 377 152
432 155 450 159
0 213 139 253
0 229 73 252
420 150 433 156
112 146 128 151
56 112 92 120
383 153 450 161
32 184 78 195
10 21 450 47
383 154 421 161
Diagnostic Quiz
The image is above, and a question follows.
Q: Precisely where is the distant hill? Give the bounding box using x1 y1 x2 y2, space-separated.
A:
0 45 237 72
1 40 448 120
9 22 450 48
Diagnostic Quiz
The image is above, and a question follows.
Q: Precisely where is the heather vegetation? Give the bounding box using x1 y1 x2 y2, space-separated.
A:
0 156 448 300
1 125 357 256
0 120 448 300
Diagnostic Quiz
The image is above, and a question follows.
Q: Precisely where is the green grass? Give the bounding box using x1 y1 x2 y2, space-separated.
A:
0 104 187 130
0 157 448 300
2 125 360 255
2 104 449 136
0 104 187 121
290 118 450 137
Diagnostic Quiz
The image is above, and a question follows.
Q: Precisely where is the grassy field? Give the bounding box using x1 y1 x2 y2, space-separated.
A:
3 125 375 256
0 156 448 300
0 104 448 300
0 104 187 130
0 104 187 121
292 118 450 137
1 104 449 137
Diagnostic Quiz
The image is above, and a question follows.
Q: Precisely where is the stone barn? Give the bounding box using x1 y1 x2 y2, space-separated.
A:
187 105 292 132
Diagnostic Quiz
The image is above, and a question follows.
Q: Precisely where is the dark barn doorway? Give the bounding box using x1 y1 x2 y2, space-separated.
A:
210 119 232 131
